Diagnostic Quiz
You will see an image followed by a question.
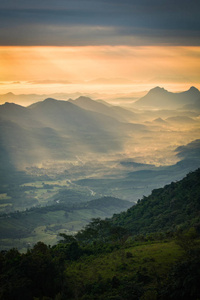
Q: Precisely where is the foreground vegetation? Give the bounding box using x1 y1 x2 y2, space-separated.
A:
0 169 200 299
0 231 199 300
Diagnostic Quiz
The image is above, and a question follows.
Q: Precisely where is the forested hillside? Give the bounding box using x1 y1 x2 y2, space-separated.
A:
75 168 200 243
0 169 200 300
111 168 200 235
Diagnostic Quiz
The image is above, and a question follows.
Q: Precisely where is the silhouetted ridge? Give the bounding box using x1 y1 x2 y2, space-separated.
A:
153 117 167 124
43 97 57 103
0 102 30 120
71 95 139 122
1 102 26 110
134 86 200 109
5 92 15 96
188 86 199 93
148 86 168 94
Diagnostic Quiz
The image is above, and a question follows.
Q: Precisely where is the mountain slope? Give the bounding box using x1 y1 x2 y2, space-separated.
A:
74 139 200 202
70 96 139 122
0 102 41 128
182 97 200 111
133 86 200 109
0 99 137 168
111 168 200 235
1 174 199 300
0 197 132 250
28 98 121 132
28 98 147 151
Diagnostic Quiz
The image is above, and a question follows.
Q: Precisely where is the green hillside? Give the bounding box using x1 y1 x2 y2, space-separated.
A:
0 170 200 300
74 168 200 243
111 168 200 235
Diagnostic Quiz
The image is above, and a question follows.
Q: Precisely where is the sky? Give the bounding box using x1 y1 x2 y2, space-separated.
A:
0 0 200 95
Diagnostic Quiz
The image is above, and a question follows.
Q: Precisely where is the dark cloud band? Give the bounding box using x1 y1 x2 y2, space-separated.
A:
0 0 199 46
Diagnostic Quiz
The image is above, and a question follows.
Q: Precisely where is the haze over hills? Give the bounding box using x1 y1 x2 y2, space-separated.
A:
0 92 102 106
182 97 200 111
0 196 132 250
0 92 47 106
1 86 200 111
0 88 199 172
175 139 200 160
0 98 147 170
0 86 200 260
1 0 199 296
0 86 199 218
133 86 200 109
70 96 139 122
0 90 143 107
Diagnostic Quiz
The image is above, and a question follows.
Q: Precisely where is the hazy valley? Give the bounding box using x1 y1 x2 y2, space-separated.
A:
0 86 200 251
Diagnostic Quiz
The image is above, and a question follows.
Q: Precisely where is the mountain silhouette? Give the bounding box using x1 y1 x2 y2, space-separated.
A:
0 98 147 168
70 96 138 122
133 86 200 109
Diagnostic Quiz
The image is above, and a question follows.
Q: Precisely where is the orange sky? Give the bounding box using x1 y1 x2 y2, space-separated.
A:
0 46 200 94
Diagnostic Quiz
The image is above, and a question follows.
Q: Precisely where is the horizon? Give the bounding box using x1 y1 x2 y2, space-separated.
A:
0 1 199 97
0 82 199 102
0 45 199 97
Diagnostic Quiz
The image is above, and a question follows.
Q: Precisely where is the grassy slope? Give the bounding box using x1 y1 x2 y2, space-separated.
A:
65 240 183 300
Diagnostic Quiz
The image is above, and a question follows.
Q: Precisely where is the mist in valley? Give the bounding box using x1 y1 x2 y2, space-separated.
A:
1 86 200 201
0 85 200 250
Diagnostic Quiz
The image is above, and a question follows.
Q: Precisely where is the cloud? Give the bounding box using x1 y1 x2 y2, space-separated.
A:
85 78 133 84
28 80 72 84
0 0 199 46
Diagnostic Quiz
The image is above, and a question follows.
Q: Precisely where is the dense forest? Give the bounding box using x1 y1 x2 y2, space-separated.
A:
0 169 200 299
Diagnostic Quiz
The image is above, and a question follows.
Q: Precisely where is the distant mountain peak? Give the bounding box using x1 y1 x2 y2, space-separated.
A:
189 86 198 90
75 96 93 102
134 85 200 109
0 102 27 115
29 97 75 110
188 86 199 93
5 92 15 96
2 102 22 108
153 117 166 124
149 86 168 94
43 98 57 103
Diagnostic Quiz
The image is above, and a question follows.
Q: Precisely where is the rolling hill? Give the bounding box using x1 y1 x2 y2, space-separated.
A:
70 96 138 122
0 98 145 169
0 196 132 251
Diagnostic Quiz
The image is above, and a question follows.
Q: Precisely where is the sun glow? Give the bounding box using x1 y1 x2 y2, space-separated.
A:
0 46 200 95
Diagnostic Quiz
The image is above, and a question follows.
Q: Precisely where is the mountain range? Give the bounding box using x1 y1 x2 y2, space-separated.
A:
0 98 146 169
69 96 139 122
133 86 200 109
1 86 200 111
0 87 199 207
0 86 200 299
